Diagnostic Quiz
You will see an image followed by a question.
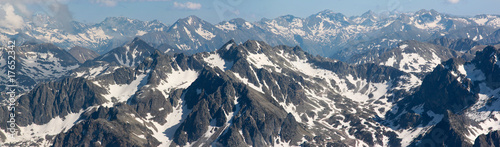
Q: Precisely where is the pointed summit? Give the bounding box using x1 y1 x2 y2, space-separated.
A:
222 39 236 48
129 37 155 51
101 16 138 25
361 10 377 19
278 14 300 22
314 9 347 19
91 37 158 67
311 9 347 19
131 37 147 44
180 15 203 25
415 9 440 16
218 18 253 30
317 9 335 15
228 18 247 25
169 15 205 29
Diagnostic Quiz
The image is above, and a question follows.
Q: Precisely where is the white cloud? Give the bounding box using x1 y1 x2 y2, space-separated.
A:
447 0 460 4
173 1 202 10
0 0 74 30
0 3 25 30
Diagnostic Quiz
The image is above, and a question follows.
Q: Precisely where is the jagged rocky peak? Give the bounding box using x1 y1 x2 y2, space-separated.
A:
266 14 304 27
412 58 474 113
314 9 348 20
278 14 301 22
361 10 378 19
226 18 248 26
408 110 477 146
474 130 500 147
355 10 380 25
70 37 159 81
214 40 269 57
130 37 155 49
92 37 157 67
308 9 350 26
469 46 500 88
216 18 255 32
385 57 472 123
100 16 141 25
168 65 312 146
176 15 205 26
383 45 500 146
221 39 236 49
414 9 442 20
240 40 270 53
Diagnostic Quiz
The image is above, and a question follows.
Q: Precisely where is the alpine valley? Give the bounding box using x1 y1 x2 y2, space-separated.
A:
1 9 500 147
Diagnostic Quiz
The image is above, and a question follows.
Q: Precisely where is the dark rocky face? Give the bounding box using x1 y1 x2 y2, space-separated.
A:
474 130 500 147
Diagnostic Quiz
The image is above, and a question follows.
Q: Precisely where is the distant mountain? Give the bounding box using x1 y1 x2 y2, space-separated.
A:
139 16 226 53
2 15 167 54
69 37 157 80
92 37 156 67
0 43 79 93
3 9 500 62
430 37 481 52
481 28 500 45
68 46 99 63
432 26 497 41
348 40 461 75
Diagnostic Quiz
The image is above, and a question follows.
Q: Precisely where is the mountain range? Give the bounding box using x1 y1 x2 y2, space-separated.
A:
1 9 500 147
0 37 498 146
3 9 500 61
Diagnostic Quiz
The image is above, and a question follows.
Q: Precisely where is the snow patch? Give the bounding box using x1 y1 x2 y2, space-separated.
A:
148 97 191 146
204 53 233 71
216 22 236 31
102 73 148 106
3 110 84 144
247 52 277 70
195 27 215 40
382 56 396 66
400 44 408 50
397 52 441 73
136 30 147 36
157 69 199 97
232 71 264 94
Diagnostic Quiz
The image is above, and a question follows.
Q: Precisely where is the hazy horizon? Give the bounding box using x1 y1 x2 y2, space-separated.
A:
1 0 499 26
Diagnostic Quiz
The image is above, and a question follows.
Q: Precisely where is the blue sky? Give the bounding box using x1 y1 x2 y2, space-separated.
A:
8 0 500 25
